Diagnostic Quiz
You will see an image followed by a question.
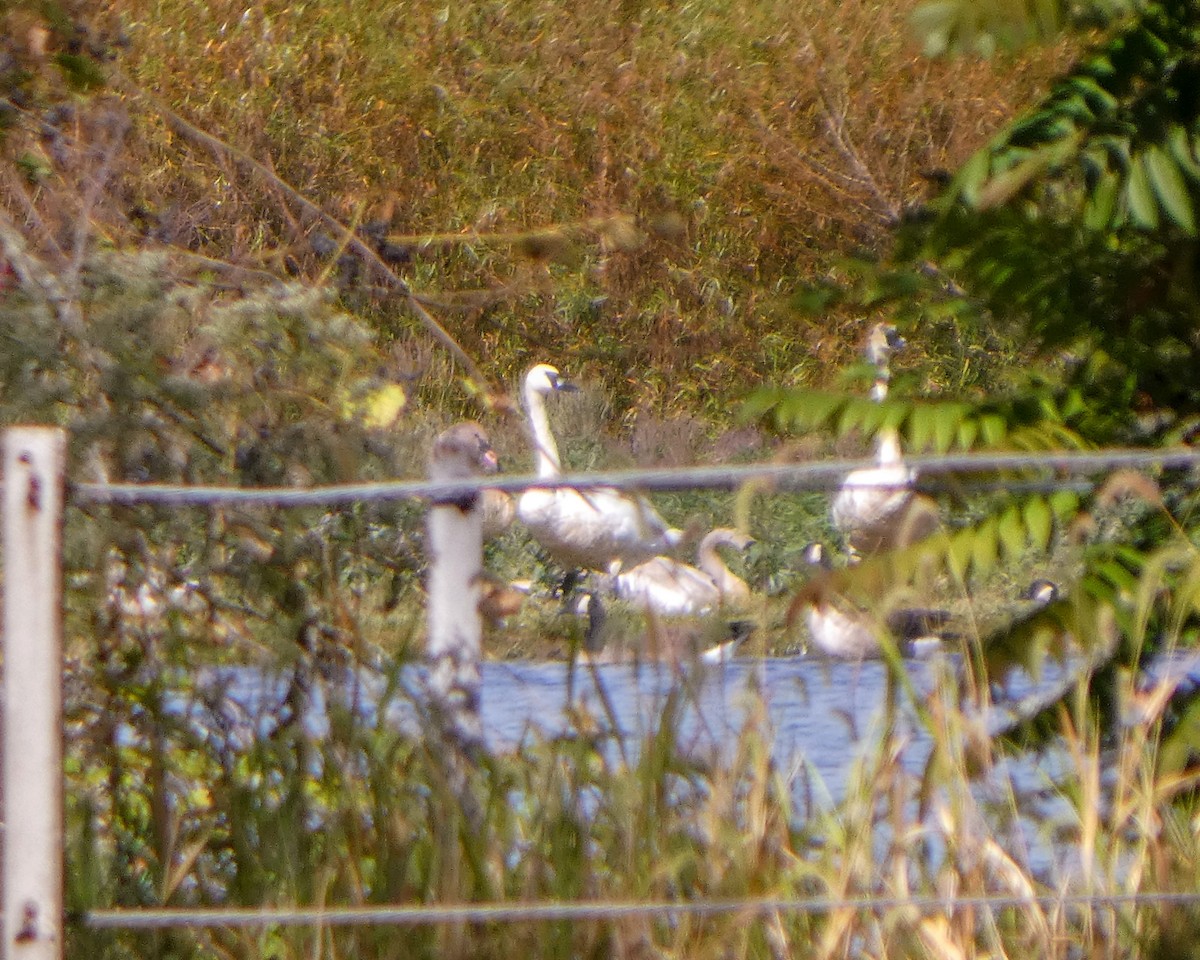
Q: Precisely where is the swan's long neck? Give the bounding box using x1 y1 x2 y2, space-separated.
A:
697 534 734 583
868 343 905 466
696 532 748 597
876 427 903 466
524 384 563 478
870 352 891 402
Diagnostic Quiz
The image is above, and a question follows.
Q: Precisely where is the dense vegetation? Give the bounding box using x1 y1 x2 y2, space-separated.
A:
4 0 1200 956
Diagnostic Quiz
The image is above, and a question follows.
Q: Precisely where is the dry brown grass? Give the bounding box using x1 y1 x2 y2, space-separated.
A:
3 0 1078 417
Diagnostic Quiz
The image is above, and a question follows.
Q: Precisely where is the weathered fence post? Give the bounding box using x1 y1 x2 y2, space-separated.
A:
425 423 493 756
3 427 66 960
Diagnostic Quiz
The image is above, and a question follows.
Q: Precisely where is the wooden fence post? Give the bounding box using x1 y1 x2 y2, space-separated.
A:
3 427 66 960
425 434 487 756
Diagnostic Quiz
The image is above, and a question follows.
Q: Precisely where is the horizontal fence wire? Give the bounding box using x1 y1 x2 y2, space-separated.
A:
70 446 1200 508
85 890 1200 930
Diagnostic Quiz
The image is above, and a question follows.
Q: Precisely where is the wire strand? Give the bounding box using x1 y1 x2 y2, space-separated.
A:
71 446 1200 507
84 890 1200 930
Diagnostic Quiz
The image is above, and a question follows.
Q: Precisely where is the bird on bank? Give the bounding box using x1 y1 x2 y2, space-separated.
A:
516 363 682 571
830 323 938 560
793 542 956 659
610 527 754 617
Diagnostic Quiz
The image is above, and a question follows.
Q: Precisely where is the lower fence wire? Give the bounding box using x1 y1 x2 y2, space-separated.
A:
85 891 1200 930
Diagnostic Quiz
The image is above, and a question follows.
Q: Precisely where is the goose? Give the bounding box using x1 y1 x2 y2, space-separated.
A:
793 542 955 659
579 589 754 665
797 580 954 660
425 420 500 751
517 363 682 571
830 323 937 559
611 527 754 616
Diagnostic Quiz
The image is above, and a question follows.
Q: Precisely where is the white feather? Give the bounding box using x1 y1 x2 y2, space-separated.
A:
613 528 753 616
517 364 681 570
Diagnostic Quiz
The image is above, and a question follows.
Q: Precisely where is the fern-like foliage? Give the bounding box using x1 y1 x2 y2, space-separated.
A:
744 384 1091 455
911 0 1137 57
901 0 1200 423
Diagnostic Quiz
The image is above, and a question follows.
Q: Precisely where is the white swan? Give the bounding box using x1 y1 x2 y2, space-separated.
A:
517 363 682 570
611 527 754 616
830 323 937 559
829 429 920 557
795 542 954 659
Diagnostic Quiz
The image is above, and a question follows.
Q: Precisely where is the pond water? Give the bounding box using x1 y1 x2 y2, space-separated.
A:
163 650 1199 883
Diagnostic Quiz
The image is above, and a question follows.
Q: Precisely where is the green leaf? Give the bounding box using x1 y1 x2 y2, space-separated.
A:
1125 154 1161 229
1023 496 1053 551
997 504 1028 562
836 399 866 437
1168 125 1200 182
909 407 935 452
952 150 993 205
947 528 973 581
976 152 1055 209
1048 489 1080 519
932 405 962 453
980 413 1007 446
1143 145 1196 234
970 519 999 578
1084 169 1120 230
1066 74 1118 114
956 417 980 451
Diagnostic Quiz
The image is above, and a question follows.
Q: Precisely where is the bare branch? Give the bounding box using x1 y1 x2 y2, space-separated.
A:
63 109 131 301
112 71 496 406
0 205 84 334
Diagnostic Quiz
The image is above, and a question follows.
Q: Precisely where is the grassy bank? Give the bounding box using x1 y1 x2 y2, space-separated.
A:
9 0 1075 414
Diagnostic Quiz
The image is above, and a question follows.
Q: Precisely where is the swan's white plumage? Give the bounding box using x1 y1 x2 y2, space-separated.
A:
517 364 681 570
831 324 937 559
613 527 753 616
829 429 917 550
